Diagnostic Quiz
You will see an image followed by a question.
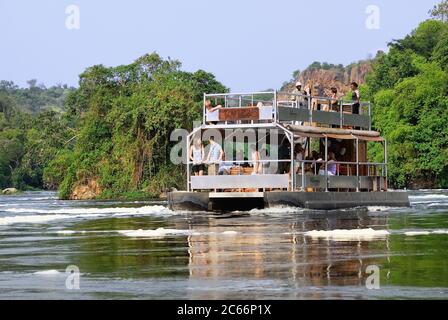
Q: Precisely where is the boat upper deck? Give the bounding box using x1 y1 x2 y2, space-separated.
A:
204 91 372 131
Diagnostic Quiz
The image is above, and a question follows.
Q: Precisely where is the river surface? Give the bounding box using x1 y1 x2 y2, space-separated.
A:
0 190 447 300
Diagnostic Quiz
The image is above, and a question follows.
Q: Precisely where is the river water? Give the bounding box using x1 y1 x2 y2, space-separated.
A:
0 190 447 300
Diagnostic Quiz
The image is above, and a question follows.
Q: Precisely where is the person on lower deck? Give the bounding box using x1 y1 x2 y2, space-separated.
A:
293 144 305 174
190 138 205 176
218 153 234 176
205 136 223 176
319 152 337 176
250 145 262 175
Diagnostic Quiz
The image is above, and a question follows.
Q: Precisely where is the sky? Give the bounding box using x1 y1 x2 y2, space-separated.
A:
0 0 440 92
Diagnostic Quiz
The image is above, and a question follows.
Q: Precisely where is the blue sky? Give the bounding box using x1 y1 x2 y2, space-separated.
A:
0 0 439 91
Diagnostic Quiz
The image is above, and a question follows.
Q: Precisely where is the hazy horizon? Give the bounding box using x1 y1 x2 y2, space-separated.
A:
0 0 440 91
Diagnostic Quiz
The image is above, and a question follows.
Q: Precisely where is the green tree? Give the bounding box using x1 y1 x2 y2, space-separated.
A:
429 0 448 22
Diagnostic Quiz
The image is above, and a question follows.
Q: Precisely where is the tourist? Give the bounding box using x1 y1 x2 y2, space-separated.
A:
330 87 339 112
205 100 222 125
291 81 308 108
350 82 360 115
205 136 224 176
311 150 320 175
293 144 305 174
319 152 337 176
260 147 270 174
218 153 233 176
190 137 205 176
250 145 262 175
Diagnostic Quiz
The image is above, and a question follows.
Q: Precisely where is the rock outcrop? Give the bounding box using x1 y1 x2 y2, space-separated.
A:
282 61 372 98
70 179 102 200
2 188 19 195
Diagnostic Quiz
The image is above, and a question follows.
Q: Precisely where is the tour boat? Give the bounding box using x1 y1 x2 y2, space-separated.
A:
168 91 410 211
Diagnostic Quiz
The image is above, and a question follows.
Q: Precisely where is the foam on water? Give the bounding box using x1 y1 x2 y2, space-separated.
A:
33 270 61 276
2 205 173 216
305 228 390 241
55 230 88 235
409 194 448 200
367 206 393 212
222 231 239 235
405 230 448 236
0 205 175 226
249 206 304 215
118 228 194 238
0 213 105 226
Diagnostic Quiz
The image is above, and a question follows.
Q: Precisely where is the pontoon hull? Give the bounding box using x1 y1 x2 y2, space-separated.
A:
168 191 410 212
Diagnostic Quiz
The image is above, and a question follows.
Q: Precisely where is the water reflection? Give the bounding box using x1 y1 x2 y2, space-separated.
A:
185 212 392 299
1 191 448 299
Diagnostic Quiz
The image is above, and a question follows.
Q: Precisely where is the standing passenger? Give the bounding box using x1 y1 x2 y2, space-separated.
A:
350 82 360 115
205 136 224 176
190 138 205 176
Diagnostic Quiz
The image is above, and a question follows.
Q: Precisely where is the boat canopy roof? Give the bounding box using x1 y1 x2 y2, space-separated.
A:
286 125 384 142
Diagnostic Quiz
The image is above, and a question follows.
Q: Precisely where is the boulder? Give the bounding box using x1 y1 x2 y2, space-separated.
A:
70 180 102 200
2 188 19 195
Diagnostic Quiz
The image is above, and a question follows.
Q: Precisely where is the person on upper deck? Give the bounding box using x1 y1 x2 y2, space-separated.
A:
350 82 360 115
330 87 339 112
291 81 309 108
205 100 222 125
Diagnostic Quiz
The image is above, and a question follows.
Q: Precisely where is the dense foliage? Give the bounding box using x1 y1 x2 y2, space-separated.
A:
44 53 227 199
0 107 72 190
365 20 448 188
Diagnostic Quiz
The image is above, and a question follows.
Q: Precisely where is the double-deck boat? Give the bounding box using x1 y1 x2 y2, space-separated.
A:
168 91 410 212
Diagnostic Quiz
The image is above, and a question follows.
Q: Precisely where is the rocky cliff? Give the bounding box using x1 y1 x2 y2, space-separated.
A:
281 60 372 97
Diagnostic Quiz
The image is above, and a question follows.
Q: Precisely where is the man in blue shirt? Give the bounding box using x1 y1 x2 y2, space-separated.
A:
205 136 224 176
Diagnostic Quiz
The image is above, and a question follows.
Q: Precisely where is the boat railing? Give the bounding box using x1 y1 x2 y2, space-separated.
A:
203 92 372 130
187 159 387 192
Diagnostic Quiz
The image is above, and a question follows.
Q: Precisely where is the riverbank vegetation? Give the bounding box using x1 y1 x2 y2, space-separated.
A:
365 19 448 188
1 4 447 197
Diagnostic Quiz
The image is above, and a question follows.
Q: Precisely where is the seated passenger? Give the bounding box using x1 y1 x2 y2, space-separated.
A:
319 152 337 176
218 153 234 176
205 100 222 125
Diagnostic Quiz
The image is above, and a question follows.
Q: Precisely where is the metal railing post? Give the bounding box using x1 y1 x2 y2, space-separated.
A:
203 93 206 125
356 138 360 192
325 136 329 192
309 95 313 124
186 135 191 192
384 140 388 191
340 100 343 128
302 161 306 192
274 91 278 123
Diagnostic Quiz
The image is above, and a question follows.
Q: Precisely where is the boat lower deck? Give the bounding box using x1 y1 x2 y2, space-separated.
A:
168 191 410 212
